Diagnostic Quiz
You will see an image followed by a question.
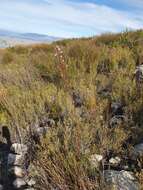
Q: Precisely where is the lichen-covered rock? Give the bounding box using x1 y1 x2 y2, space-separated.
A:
10 143 28 155
104 170 139 190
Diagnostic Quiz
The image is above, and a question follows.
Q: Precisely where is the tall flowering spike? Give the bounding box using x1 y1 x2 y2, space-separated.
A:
54 45 67 83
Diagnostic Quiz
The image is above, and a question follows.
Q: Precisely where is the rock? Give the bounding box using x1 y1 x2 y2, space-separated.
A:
10 143 28 155
9 166 25 177
89 154 103 168
8 153 24 166
13 178 26 189
133 143 143 158
109 115 125 127
135 65 143 79
111 102 123 116
104 170 139 190
109 157 121 166
122 165 130 170
27 178 36 186
137 65 143 72
0 184 3 190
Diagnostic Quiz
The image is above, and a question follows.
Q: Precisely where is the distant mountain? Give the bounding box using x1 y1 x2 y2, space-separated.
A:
0 29 60 48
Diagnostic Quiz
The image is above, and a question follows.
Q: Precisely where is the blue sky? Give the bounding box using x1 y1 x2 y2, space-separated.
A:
0 0 143 37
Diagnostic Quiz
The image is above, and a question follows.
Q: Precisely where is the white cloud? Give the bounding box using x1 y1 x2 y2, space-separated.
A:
0 0 143 37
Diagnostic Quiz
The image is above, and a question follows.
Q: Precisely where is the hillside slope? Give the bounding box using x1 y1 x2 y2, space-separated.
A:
0 29 60 48
0 30 143 190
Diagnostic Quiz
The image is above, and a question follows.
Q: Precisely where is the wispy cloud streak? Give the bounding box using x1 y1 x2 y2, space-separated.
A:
0 0 143 37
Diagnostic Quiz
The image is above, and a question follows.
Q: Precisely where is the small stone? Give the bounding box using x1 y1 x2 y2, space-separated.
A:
89 154 103 168
111 102 123 116
0 184 3 190
10 143 28 155
8 153 23 166
133 143 143 157
9 166 25 177
109 157 121 166
13 178 26 189
109 115 125 127
135 65 143 77
123 165 129 170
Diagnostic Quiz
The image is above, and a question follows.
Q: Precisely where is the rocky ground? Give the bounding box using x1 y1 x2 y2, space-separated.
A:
0 101 143 190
